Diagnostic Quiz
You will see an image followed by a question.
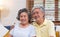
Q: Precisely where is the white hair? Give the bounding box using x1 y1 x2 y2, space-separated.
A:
32 5 45 13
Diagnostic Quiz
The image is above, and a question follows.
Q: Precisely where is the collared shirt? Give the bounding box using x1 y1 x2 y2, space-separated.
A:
32 19 56 37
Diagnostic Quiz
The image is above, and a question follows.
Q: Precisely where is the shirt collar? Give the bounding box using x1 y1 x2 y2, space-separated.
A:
33 19 47 28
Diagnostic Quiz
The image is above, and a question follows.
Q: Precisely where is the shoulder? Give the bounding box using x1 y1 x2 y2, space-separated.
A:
29 24 35 27
29 24 35 29
45 19 54 26
10 23 20 34
10 23 20 30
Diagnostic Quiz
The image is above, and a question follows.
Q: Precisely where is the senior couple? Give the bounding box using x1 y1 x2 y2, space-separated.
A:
9 6 56 37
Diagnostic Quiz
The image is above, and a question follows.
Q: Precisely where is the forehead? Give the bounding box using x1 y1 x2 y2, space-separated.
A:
33 8 43 13
20 12 28 15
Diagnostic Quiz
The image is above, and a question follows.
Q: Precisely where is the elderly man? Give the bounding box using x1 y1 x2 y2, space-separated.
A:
31 6 56 37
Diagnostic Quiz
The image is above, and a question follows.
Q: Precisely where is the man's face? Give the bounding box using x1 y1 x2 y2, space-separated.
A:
32 8 44 22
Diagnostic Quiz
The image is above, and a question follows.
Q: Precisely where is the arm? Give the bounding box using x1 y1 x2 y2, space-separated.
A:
49 21 56 37
49 35 55 37
9 34 13 37
9 28 14 37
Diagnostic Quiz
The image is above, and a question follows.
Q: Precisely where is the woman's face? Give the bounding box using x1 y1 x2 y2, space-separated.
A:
20 12 29 24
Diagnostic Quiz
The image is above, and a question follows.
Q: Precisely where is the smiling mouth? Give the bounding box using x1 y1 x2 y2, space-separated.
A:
35 16 39 19
21 20 26 22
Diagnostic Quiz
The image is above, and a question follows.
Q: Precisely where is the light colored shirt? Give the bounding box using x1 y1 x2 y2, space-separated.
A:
10 23 36 37
32 19 56 37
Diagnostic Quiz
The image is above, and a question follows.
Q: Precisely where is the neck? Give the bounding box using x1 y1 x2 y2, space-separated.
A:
20 23 29 28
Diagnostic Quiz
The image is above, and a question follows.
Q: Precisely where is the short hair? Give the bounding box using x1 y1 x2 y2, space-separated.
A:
17 8 31 23
31 6 45 13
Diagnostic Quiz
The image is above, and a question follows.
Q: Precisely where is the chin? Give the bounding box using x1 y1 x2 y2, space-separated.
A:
21 22 26 24
36 19 39 21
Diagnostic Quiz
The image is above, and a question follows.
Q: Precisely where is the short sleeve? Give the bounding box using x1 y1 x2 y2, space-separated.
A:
10 24 16 35
30 26 36 37
48 21 56 37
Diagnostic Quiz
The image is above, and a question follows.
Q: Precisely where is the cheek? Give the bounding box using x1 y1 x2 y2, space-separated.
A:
20 18 22 21
32 15 34 18
32 15 36 18
23 16 29 21
39 13 43 17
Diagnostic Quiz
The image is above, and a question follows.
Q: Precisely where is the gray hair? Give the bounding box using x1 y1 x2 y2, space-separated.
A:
32 6 45 13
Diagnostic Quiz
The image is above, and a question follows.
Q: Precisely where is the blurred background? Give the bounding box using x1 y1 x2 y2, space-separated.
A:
0 0 60 37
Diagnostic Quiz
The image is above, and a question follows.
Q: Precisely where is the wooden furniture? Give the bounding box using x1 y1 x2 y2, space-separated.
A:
4 31 10 37
56 31 59 37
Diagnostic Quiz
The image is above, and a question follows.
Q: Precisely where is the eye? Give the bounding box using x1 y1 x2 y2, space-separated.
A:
36 12 39 14
20 16 23 17
32 12 35 15
32 12 39 15
24 15 26 17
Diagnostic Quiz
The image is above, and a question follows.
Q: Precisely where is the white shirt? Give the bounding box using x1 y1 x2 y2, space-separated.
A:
10 23 36 37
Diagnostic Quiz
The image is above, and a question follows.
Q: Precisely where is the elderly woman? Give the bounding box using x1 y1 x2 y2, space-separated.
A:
9 8 36 37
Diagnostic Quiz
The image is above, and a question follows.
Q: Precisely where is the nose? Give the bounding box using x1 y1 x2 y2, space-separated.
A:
34 13 38 17
33 13 38 19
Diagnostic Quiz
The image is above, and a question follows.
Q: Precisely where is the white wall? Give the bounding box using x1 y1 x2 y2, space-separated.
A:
1 0 26 26
56 26 60 31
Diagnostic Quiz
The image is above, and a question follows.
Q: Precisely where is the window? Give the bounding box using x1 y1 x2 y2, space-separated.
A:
58 0 60 21
26 0 60 25
45 0 55 21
